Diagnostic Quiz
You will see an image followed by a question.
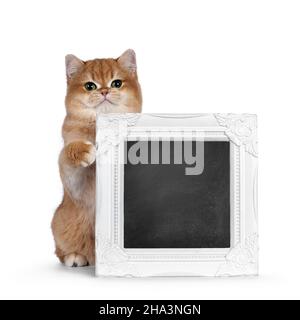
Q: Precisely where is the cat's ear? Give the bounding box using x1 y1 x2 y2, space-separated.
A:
65 54 84 81
117 49 137 74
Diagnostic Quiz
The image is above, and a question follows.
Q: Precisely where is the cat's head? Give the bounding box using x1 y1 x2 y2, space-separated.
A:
65 50 142 116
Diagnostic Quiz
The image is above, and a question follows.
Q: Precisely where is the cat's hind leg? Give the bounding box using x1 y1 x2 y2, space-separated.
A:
51 196 95 267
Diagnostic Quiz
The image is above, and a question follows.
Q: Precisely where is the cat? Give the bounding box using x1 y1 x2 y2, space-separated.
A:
51 50 142 267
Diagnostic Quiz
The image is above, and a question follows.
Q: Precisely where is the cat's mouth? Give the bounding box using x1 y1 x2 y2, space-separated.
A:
98 98 116 106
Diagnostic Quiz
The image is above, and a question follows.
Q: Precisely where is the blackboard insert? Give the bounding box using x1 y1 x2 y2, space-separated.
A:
124 140 230 249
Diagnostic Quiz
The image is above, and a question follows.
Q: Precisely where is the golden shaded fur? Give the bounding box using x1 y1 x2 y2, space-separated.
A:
51 50 142 266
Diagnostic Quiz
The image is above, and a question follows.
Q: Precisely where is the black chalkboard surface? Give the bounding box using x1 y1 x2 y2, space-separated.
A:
124 141 230 249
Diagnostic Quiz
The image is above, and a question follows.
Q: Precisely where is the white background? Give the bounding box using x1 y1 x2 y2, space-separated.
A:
0 0 299 300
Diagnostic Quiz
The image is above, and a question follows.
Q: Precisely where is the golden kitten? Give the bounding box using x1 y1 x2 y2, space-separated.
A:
51 50 142 267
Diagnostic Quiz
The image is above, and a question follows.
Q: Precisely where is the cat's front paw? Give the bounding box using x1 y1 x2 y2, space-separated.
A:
64 253 89 267
65 141 96 167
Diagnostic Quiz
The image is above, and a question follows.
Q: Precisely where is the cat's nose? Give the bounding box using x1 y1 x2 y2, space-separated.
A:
100 88 109 96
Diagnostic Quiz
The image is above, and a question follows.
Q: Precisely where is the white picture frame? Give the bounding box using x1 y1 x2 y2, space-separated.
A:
95 113 258 277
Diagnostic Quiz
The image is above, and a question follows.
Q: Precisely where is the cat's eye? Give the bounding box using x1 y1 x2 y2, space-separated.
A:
111 79 123 88
84 82 97 91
